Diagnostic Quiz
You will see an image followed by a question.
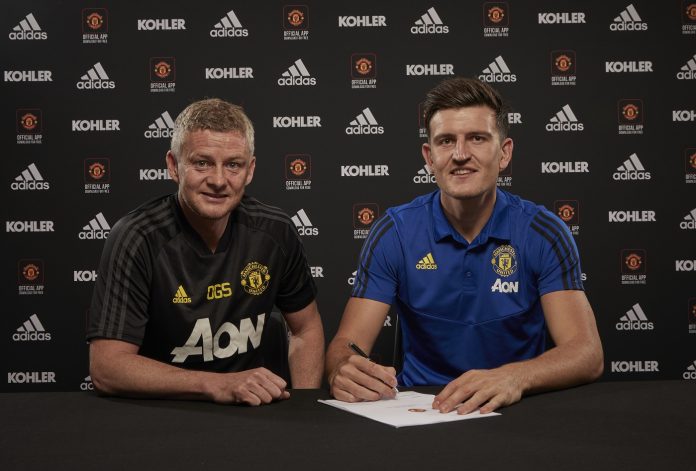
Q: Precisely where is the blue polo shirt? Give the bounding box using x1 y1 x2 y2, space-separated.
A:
352 189 584 387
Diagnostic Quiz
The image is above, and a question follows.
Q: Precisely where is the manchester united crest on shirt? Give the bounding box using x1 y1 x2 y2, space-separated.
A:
240 262 270 295
491 245 517 277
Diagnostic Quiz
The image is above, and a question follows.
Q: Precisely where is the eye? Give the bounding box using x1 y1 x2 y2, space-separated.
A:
225 161 241 170
439 137 453 145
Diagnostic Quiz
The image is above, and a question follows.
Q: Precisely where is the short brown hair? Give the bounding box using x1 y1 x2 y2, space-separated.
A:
423 77 510 140
170 98 254 158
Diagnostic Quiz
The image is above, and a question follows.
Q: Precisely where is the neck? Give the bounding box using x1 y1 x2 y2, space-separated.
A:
440 189 497 243
178 196 228 253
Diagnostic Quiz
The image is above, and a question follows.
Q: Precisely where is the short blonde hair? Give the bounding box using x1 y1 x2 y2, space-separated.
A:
170 98 255 158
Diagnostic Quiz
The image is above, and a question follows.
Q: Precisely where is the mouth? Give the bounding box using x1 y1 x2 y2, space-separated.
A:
450 168 476 176
201 192 228 201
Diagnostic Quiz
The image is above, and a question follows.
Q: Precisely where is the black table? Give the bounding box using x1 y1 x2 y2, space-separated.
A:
1 381 693 470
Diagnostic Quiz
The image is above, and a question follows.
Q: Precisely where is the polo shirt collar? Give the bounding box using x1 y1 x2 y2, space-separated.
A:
431 188 512 246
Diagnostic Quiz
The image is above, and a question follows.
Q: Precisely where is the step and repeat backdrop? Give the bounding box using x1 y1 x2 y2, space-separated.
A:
2 0 695 391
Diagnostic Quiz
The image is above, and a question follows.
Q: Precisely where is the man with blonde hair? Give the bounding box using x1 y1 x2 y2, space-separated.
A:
88 99 324 405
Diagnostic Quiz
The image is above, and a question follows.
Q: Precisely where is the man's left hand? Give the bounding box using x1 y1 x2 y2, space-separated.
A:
432 367 526 414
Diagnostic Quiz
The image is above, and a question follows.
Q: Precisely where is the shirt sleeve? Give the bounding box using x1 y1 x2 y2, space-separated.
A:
528 209 584 296
86 217 152 346
351 214 402 305
275 222 317 313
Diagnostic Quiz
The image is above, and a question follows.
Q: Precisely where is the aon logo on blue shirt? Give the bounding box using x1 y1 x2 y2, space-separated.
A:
491 278 518 293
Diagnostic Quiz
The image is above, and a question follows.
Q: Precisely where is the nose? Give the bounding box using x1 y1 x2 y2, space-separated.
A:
207 164 227 188
452 141 469 162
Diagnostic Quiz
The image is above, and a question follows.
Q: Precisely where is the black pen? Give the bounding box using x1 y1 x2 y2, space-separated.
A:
348 342 399 393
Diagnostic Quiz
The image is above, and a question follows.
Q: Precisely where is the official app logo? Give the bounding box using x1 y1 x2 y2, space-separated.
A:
418 102 427 138
240 262 270 295
210 9 248 37
150 57 176 93
284 5 309 40
285 154 311 190
551 50 576 86
554 200 579 235
483 2 509 37
351 53 377 89
621 249 647 285
683 1 696 34
82 8 108 44
685 148 696 184
84 158 110 194
618 99 644 135
497 161 512 187
689 298 696 334
353 203 379 239
17 108 42 144
491 245 517 277
18 259 44 295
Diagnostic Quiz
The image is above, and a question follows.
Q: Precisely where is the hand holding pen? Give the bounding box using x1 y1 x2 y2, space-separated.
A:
327 341 399 402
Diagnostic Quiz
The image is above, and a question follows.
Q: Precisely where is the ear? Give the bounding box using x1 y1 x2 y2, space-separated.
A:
422 142 434 167
499 137 513 172
165 151 179 184
245 156 256 186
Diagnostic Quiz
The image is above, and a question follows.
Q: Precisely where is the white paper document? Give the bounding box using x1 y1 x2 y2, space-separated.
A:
318 391 500 428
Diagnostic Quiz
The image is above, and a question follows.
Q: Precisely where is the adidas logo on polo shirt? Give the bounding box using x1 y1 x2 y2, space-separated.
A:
210 9 248 37
12 163 49 190
684 361 696 380
612 153 651 180
545 104 584 131
76 62 115 90
479 55 516 83
172 285 192 304
277 59 316 86
291 209 318 236
79 212 110 240
144 111 175 138
9 13 47 40
616 303 653 330
677 54 696 80
13 314 51 341
680 208 696 230
416 252 437 269
345 108 384 135
610 4 647 31
411 7 449 34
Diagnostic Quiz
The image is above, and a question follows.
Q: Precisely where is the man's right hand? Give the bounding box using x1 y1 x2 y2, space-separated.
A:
207 368 290 405
329 355 397 402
